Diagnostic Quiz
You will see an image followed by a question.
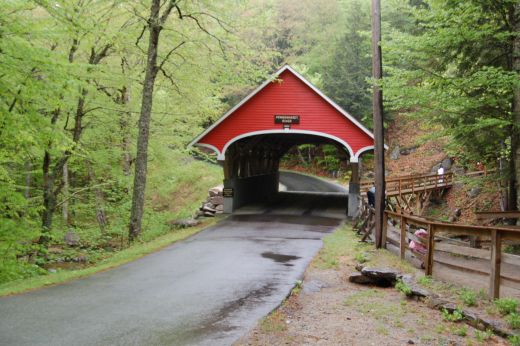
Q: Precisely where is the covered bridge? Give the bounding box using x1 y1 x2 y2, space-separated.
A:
189 65 381 217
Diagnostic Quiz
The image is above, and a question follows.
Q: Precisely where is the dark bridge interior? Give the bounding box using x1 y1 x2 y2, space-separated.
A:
221 133 353 216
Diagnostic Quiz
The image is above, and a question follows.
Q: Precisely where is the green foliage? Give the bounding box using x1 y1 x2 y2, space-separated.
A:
474 329 494 342
509 335 520 346
506 313 520 330
382 0 519 165
395 279 413 296
451 325 467 337
441 307 464 322
459 288 477 307
418 275 433 287
495 298 519 316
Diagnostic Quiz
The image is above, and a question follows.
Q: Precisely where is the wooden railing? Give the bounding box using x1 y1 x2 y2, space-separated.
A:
383 210 520 298
476 211 520 224
360 170 490 196
361 172 453 196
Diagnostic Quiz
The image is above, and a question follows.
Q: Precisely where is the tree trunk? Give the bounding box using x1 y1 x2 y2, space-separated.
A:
62 161 70 226
24 161 32 200
511 3 520 212
119 85 132 176
86 160 107 232
128 0 163 241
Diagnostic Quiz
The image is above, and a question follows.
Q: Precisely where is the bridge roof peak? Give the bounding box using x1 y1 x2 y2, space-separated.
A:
189 65 386 161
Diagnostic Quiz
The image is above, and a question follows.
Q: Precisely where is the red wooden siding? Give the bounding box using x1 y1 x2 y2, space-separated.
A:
196 69 374 159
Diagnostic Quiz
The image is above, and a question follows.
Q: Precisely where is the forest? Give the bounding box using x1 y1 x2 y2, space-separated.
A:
0 0 518 287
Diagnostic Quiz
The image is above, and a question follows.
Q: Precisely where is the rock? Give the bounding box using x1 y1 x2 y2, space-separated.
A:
400 146 417 156
390 146 400 160
208 185 223 197
365 171 375 179
194 210 205 219
215 204 224 212
448 208 462 223
399 275 436 298
348 272 378 285
201 204 216 213
203 211 215 217
431 163 441 173
169 218 200 229
452 166 465 175
468 187 481 198
302 280 330 294
209 196 224 205
441 157 453 170
355 264 365 272
407 340 415 345
426 297 449 309
361 267 400 281
48 268 57 273
72 255 88 263
64 231 80 246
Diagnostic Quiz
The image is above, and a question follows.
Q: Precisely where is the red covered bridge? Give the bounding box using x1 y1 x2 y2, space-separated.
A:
189 65 383 215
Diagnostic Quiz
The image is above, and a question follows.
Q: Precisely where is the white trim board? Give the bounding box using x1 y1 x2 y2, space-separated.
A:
216 129 356 161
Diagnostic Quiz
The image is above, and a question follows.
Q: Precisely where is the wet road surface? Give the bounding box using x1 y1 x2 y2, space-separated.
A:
279 170 348 193
0 172 347 346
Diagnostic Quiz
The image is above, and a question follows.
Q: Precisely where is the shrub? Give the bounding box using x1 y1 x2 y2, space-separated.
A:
509 335 520 346
459 288 477 307
506 313 520 329
475 329 493 342
442 307 464 322
395 279 412 296
494 298 518 316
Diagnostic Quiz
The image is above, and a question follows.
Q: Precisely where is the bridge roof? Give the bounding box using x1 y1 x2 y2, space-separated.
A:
189 65 384 162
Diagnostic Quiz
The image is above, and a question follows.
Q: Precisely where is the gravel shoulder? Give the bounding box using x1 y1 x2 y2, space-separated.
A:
235 225 512 346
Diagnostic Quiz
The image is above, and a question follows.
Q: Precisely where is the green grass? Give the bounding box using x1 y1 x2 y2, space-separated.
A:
0 219 218 297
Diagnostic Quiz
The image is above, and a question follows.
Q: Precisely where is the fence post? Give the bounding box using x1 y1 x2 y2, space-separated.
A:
400 215 406 259
489 229 502 299
382 212 388 249
425 224 435 276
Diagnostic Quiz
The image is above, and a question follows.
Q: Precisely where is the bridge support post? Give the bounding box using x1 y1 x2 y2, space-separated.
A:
348 162 360 218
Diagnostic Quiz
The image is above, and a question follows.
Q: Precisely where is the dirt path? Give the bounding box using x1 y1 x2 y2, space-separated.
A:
235 227 512 346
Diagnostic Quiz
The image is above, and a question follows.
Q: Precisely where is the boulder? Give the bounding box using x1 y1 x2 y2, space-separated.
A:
169 218 200 229
208 185 223 197
203 211 215 217
348 272 378 285
201 204 216 213
399 275 436 298
64 231 80 246
441 157 453 170
468 187 482 198
209 196 224 205
400 146 418 156
390 146 400 160
361 267 400 281
215 204 224 212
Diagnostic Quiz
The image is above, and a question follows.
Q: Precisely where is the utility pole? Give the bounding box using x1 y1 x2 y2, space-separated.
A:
371 0 385 248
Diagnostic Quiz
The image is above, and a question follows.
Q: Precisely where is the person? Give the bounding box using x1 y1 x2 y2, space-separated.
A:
437 166 444 183
409 228 428 269
367 184 376 207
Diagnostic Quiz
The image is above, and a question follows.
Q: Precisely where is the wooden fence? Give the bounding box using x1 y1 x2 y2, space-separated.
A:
383 210 520 298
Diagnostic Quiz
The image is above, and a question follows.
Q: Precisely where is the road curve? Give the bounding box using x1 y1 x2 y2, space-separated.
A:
0 172 346 346
279 171 347 193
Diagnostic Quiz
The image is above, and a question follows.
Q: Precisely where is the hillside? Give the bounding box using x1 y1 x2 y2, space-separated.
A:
384 114 502 225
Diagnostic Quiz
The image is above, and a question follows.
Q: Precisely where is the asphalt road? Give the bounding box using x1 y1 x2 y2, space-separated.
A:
279 171 348 193
0 172 346 346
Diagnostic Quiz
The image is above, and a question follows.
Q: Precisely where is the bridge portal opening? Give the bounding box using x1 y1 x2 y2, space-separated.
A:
189 65 385 217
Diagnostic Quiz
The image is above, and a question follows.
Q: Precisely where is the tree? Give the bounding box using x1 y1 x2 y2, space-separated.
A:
322 0 372 123
383 0 520 210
